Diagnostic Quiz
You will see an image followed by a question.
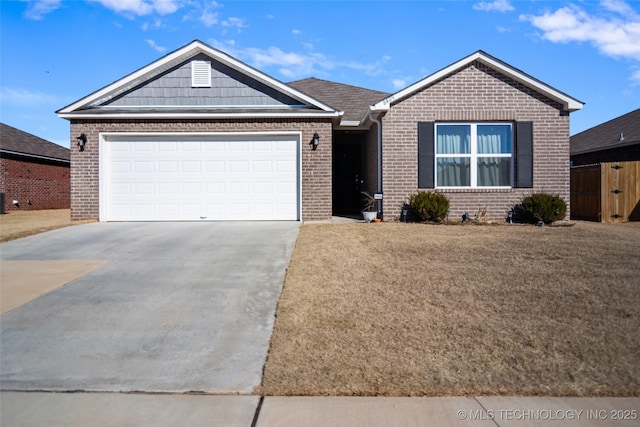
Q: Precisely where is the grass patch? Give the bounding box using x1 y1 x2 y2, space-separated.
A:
0 209 95 243
259 221 640 397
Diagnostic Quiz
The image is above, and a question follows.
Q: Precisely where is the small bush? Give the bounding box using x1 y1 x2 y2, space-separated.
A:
409 191 450 223
519 193 567 224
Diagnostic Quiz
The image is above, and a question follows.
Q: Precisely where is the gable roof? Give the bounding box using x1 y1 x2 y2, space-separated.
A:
571 108 640 155
288 78 389 127
57 40 341 120
0 123 70 163
371 50 584 113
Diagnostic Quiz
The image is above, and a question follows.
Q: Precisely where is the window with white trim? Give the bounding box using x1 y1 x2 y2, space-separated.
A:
435 123 513 188
191 60 211 87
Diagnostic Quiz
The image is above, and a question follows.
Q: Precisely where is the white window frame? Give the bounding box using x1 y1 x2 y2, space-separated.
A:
435 122 513 189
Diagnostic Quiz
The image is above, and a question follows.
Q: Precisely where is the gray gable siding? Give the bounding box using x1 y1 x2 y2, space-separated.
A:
104 54 305 108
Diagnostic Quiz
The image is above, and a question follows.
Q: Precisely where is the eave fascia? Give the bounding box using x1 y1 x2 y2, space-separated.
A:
57 111 343 120
0 149 70 164
371 51 584 113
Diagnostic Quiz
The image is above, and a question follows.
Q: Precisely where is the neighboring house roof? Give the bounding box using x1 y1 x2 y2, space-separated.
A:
57 40 342 120
571 108 640 155
0 123 70 163
371 50 584 113
288 78 389 127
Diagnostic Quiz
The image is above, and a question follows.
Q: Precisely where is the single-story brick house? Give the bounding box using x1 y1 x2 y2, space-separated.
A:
0 123 70 212
58 40 583 222
571 108 639 166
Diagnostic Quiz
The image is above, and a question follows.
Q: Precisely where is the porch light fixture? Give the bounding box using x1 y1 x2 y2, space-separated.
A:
310 132 320 151
77 133 87 151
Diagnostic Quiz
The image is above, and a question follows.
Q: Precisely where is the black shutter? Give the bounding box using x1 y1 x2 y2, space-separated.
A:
515 121 533 188
418 122 435 188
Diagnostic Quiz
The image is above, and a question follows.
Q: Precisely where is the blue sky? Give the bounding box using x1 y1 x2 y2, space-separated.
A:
1 0 639 147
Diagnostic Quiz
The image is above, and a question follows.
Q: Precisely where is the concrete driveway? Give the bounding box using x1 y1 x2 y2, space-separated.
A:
0 221 299 394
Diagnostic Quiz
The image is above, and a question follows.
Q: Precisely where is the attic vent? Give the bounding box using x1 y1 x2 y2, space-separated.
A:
191 60 211 87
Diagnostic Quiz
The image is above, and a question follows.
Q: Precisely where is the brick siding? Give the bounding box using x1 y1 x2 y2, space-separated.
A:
69 119 332 221
381 61 571 222
0 156 70 211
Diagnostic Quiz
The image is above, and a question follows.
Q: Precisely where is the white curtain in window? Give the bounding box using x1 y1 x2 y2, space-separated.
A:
478 157 510 186
437 125 470 154
478 125 510 153
438 158 470 186
477 125 511 186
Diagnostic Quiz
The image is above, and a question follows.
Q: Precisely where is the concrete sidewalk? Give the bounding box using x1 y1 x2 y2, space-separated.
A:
2 392 638 426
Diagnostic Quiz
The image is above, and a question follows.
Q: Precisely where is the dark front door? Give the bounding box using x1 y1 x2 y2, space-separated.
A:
333 142 362 215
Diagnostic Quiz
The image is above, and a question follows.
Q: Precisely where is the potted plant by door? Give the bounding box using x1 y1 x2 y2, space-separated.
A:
361 191 378 223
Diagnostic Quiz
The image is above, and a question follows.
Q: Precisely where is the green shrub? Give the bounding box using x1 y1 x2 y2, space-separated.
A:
519 193 567 224
409 191 450 223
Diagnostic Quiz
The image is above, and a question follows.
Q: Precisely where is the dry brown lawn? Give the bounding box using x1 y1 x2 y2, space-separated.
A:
259 221 640 397
0 209 95 242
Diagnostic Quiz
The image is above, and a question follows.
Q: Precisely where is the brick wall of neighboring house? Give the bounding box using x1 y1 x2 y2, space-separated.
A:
381 61 571 222
0 156 70 211
69 119 333 221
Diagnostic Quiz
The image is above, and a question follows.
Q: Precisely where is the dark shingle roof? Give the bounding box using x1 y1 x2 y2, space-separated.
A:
287 77 390 124
571 108 640 155
0 123 70 162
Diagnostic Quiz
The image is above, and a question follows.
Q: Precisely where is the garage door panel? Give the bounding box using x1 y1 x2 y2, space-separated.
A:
135 183 155 195
229 161 249 172
104 134 299 221
158 204 180 216
157 141 177 152
158 161 178 173
111 161 131 173
182 141 201 151
252 161 272 173
135 162 154 173
134 141 154 152
111 183 132 195
205 161 225 172
205 182 225 194
229 141 249 151
205 141 225 151
228 182 249 194
158 183 179 194
134 204 154 217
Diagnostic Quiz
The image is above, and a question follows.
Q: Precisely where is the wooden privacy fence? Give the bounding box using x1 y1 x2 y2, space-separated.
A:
570 160 640 222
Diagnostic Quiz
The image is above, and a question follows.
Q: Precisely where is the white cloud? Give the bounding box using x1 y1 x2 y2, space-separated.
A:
209 39 391 80
391 79 407 90
145 39 166 52
142 18 164 31
601 0 636 15
199 10 218 27
520 1 640 61
221 17 248 30
631 69 640 83
473 0 514 13
0 87 62 106
23 0 62 20
151 0 179 15
87 0 181 17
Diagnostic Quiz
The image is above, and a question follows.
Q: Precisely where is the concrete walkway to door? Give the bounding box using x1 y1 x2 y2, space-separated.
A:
0 221 299 394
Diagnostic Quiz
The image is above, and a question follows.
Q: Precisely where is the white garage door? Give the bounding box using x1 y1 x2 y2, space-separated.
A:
101 133 300 221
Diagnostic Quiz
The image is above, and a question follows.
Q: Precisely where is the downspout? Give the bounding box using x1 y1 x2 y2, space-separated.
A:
368 111 383 218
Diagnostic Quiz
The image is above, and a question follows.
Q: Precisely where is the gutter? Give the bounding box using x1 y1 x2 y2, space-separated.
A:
0 149 70 164
57 111 343 120
368 110 383 218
